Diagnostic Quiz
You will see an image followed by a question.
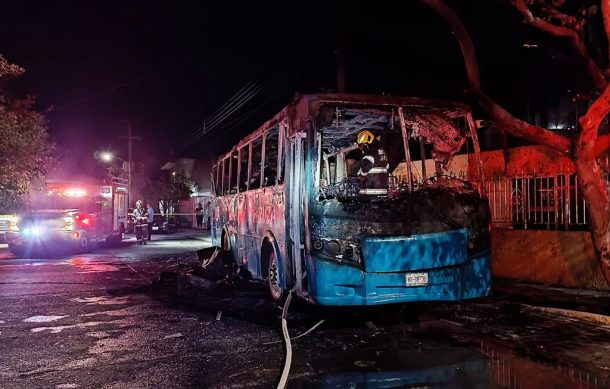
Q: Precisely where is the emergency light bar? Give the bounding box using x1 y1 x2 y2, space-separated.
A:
63 188 87 197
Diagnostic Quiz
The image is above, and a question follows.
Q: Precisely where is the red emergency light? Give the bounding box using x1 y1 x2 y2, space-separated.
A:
74 213 93 227
63 188 87 197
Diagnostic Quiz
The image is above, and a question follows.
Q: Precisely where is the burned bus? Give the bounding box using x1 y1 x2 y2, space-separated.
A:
211 93 491 305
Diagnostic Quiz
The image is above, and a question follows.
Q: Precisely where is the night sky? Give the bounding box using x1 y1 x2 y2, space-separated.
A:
1 0 598 178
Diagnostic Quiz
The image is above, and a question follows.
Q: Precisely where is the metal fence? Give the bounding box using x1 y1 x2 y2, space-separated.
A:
485 170 610 230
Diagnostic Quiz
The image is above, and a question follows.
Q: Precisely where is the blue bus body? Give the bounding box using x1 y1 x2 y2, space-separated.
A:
211 94 491 306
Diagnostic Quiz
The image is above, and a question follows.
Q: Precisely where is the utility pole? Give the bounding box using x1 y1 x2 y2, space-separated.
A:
119 120 141 207
336 31 346 93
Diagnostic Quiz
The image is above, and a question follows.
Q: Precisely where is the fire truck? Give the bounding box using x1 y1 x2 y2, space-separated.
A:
6 178 129 257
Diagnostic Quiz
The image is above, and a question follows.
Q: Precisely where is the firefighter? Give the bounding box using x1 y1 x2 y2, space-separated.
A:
133 200 148 245
357 130 389 195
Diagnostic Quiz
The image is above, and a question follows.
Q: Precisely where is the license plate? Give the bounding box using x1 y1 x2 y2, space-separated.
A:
405 272 428 287
152 226 159 230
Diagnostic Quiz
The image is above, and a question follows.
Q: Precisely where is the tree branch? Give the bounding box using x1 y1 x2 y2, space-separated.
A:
0 55 24 78
419 0 573 155
594 134 610 156
514 0 608 92
471 87 572 154
579 83 610 153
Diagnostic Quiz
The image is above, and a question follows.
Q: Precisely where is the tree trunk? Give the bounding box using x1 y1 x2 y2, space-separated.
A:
577 85 610 281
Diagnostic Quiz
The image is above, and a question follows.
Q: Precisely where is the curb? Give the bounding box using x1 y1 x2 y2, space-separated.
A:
521 304 610 326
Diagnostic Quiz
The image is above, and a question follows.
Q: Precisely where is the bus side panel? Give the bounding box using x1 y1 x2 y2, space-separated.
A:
211 198 220 246
212 196 230 248
245 190 262 277
273 185 287 284
460 253 492 299
252 186 287 279
236 190 248 269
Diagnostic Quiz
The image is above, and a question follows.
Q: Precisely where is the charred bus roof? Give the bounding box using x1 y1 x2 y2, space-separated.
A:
213 93 471 166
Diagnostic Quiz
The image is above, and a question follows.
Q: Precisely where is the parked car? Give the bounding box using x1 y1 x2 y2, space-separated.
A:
151 215 176 234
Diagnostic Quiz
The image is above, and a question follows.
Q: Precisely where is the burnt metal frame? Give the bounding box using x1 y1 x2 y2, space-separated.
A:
210 93 483 301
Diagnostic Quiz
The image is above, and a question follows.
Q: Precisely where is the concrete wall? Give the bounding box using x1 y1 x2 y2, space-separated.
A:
491 229 609 291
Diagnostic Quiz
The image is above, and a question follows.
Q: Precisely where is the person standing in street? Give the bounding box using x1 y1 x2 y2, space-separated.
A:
146 202 155 241
195 203 203 230
205 201 211 230
134 200 148 245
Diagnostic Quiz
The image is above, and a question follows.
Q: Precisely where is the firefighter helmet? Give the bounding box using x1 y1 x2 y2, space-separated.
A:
356 130 375 145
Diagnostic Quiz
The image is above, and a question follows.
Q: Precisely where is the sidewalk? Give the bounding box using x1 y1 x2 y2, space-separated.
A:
146 228 212 243
493 278 610 324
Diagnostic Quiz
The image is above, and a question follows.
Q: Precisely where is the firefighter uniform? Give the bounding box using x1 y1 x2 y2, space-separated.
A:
358 144 389 195
134 200 148 245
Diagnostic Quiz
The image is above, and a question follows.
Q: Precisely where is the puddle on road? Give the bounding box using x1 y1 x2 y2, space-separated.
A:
289 339 608 388
23 315 69 323
64 257 120 273
71 296 131 305
479 340 607 389
30 321 105 334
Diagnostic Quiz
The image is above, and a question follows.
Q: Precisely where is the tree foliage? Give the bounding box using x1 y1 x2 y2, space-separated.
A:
148 172 194 217
0 55 56 213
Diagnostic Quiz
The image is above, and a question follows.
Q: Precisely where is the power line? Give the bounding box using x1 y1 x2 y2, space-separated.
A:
183 78 264 146
183 52 331 150
195 77 262 133
202 82 264 133
205 55 331 145
183 78 265 147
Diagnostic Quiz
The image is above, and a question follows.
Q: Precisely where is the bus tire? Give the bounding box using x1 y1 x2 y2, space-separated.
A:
267 248 286 303
10 245 25 258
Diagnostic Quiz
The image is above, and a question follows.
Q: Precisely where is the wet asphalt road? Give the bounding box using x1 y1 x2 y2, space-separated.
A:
1 231 610 388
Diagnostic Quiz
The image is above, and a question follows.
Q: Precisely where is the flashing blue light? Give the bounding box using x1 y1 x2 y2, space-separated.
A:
22 226 44 238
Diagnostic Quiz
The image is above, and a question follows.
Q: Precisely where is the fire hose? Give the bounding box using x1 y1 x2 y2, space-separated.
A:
276 288 325 389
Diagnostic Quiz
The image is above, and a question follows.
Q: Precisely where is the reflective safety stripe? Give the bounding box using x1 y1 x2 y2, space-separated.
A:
359 188 388 195
362 155 375 164
367 167 388 174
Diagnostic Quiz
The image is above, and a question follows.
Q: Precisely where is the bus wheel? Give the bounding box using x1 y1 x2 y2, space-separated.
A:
10 246 25 258
268 250 286 303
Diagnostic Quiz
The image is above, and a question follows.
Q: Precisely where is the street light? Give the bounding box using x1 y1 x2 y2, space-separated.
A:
100 151 131 207
100 151 115 163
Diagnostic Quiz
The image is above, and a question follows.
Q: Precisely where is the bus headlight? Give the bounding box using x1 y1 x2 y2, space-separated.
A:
313 238 361 264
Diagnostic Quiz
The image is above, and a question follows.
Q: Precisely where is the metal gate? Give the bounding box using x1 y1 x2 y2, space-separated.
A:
485 170 610 230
